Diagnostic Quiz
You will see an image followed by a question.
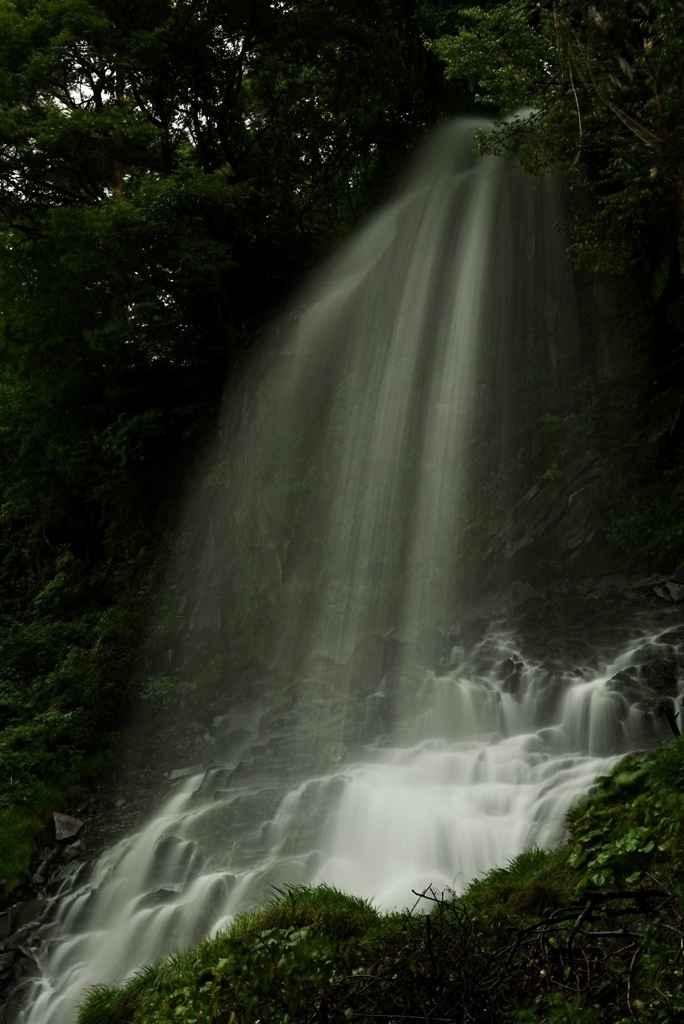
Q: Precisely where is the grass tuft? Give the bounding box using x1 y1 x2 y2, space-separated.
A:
228 883 379 943
462 847 575 923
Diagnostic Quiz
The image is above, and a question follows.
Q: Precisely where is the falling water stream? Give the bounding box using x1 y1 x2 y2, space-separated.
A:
11 121 682 1023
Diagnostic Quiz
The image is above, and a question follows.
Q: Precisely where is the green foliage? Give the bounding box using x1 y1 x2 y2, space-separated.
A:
140 675 197 714
463 847 575 922
605 485 684 570
75 747 684 1024
76 886 381 1024
537 462 562 484
513 993 599 1024
229 884 379 945
566 747 684 889
427 0 684 273
481 448 528 518
78 966 164 1024
0 739 123 887
0 0 451 888
0 807 50 891
430 0 549 111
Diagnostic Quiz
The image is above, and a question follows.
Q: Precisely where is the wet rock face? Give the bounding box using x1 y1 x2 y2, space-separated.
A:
479 450 608 590
29 848 58 887
349 634 404 695
607 661 680 741
0 950 19 978
659 625 684 646
608 661 678 700
497 658 525 695
491 574 684 651
0 901 47 1023
146 835 206 889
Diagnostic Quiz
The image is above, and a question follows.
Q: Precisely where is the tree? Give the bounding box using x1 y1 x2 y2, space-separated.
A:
428 0 684 274
0 0 452 886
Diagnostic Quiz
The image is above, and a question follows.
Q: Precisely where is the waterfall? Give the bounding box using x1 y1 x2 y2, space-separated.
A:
10 120 679 1023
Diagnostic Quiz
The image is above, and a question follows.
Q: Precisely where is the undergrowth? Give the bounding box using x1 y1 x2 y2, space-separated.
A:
75 735 684 1024
0 737 126 890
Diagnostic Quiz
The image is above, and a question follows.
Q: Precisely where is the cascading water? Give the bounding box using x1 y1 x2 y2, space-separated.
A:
10 121 682 1023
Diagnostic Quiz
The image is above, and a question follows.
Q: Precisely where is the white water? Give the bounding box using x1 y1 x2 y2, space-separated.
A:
12 121 679 1022
17 624 679 1024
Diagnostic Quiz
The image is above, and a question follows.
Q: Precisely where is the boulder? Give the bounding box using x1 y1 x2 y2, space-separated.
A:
655 582 684 602
145 834 205 887
53 813 84 842
136 885 184 910
496 657 524 687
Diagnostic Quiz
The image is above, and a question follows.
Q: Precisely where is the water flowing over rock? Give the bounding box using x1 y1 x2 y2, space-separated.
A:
9 121 683 1022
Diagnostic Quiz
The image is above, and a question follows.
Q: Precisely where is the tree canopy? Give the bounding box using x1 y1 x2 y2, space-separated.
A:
0 0 451 886
429 0 684 273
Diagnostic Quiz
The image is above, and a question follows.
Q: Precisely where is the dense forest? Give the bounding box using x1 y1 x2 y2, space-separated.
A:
0 0 453 886
1 0 684 1021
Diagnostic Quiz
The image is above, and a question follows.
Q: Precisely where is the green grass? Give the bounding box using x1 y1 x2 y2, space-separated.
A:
76 885 385 1024
76 738 684 1024
462 846 576 923
0 807 49 891
0 736 126 890
228 883 380 943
